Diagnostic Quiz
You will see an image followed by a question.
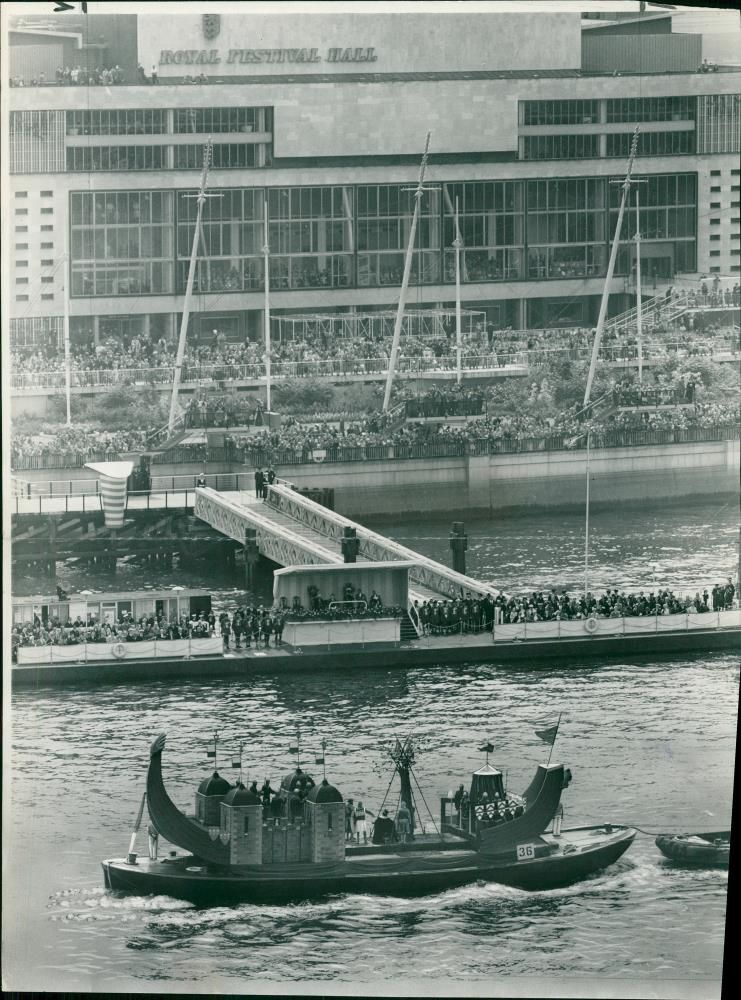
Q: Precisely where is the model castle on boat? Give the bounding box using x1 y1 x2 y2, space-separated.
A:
103 730 634 902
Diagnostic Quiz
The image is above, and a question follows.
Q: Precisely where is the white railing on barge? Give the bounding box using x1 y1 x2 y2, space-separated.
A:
492 609 740 642
15 636 223 665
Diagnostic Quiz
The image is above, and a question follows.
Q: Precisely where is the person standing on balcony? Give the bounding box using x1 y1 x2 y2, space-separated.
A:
254 468 264 499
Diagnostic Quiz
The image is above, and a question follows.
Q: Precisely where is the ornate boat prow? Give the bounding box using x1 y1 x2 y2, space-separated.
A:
147 732 230 866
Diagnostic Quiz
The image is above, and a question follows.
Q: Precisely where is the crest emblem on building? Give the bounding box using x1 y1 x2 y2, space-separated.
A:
202 13 221 40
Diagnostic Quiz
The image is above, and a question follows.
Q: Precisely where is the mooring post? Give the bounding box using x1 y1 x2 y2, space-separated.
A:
449 521 467 575
341 526 360 563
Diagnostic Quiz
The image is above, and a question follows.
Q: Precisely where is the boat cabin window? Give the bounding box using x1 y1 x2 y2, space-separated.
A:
327 813 333 832
101 602 117 625
117 600 132 619
243 816 249 835
86 602 100 620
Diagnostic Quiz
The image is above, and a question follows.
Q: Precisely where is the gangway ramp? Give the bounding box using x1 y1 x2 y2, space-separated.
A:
194 485 497 613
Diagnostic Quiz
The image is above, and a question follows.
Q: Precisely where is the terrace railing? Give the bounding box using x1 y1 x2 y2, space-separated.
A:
11 424 739 472
11 333 741 395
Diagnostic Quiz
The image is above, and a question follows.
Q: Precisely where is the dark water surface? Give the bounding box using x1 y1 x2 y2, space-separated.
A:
5 501 738 994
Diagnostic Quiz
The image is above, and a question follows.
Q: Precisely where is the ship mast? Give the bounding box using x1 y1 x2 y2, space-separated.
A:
382 132 433 411
389 737 417 834
582 126 640 600
167 139 214 436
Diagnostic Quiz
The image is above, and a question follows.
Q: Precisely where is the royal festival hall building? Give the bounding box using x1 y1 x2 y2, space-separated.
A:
6 7 741 360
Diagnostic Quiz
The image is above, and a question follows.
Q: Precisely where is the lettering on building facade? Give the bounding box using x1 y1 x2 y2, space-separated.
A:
159 47 378 66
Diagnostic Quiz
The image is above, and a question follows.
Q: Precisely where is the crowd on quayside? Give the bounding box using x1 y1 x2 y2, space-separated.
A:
12 580 737 661
9 396 738 464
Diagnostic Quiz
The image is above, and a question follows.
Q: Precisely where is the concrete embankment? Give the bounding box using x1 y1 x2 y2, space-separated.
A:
14 437 739 517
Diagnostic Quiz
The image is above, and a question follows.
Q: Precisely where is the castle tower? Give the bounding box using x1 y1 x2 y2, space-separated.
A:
195 771 232 826
307 778 344 863
220 783 263 865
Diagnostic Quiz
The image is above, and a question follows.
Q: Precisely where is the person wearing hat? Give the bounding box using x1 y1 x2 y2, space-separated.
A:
372 807 397 845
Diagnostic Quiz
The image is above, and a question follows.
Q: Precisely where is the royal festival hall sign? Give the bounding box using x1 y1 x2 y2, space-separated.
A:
159 46 378 66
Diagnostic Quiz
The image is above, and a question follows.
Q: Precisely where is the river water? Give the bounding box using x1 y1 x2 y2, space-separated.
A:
5 500 738 995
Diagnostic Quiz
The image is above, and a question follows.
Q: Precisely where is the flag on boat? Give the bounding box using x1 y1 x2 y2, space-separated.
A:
315 756 325 765
289 745 299 754
206 750 216 758
535 724 559 745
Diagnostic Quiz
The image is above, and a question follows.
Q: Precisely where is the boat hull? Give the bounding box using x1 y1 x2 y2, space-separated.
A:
102 825 635 904
655 832 730 868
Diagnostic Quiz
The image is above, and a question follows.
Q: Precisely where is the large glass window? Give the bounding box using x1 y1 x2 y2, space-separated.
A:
176 188 264 293
10 111 65 173
526 178 607 279
441 181 524 282
605 130 696 157
606 97 695 124
697 94 741 154
356 185 440 287
610 173 697 276
174 143 269 170
70 191 174 296
66 145 167 171
173 107 272 134
268 186 354 290
66 109 167 136
521 100 600 126
521 134 600 161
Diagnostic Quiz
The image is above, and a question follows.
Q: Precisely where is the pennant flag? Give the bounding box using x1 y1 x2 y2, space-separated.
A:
314 756 325 765
231 758 241 768
478 742 495 754
206 750 216 758
535 724 559 746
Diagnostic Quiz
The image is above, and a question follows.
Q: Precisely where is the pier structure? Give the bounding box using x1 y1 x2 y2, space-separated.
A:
193 483 497 629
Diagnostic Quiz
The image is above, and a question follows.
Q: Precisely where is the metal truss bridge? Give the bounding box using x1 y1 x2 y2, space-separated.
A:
194 483 497 630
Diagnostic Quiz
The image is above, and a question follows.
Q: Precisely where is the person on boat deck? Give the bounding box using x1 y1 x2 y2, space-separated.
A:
453 783 466 818
249 779 259 797
396 800 412 842
345 799 356 841
353 801 375 844
372 808 397 844
269 792 284 819
260 779 275 807
293 768 315 796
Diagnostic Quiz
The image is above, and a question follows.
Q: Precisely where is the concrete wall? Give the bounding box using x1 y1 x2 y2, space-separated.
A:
269 438 740 516
12 439 739 515
138 11 581 80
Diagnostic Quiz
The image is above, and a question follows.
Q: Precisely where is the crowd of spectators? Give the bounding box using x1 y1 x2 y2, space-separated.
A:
10 286 740 391
11 577 736 661
9 64 126 87
225 398 738 460
11 609 213 657
11 427 147 462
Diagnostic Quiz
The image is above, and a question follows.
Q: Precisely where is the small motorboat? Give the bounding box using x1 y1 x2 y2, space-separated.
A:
655 831 730 867
102 732 636 903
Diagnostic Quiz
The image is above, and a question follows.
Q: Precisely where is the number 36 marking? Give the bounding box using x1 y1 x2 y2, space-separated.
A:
516 843 535 860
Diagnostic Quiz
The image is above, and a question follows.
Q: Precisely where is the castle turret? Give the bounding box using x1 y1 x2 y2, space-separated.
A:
195 771 232 826
220 783 263 865
306 778 344 862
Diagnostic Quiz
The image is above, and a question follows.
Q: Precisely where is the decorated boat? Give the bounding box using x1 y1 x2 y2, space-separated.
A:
102 729 635 903
655 831 730 867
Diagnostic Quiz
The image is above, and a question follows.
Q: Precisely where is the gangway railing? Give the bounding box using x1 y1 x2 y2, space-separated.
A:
265 483 498 601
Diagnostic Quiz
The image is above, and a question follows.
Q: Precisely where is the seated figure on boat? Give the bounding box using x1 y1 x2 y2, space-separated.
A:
372 808 397 844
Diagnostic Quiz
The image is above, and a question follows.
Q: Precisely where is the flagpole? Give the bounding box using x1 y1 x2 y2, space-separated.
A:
546 713 562 767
